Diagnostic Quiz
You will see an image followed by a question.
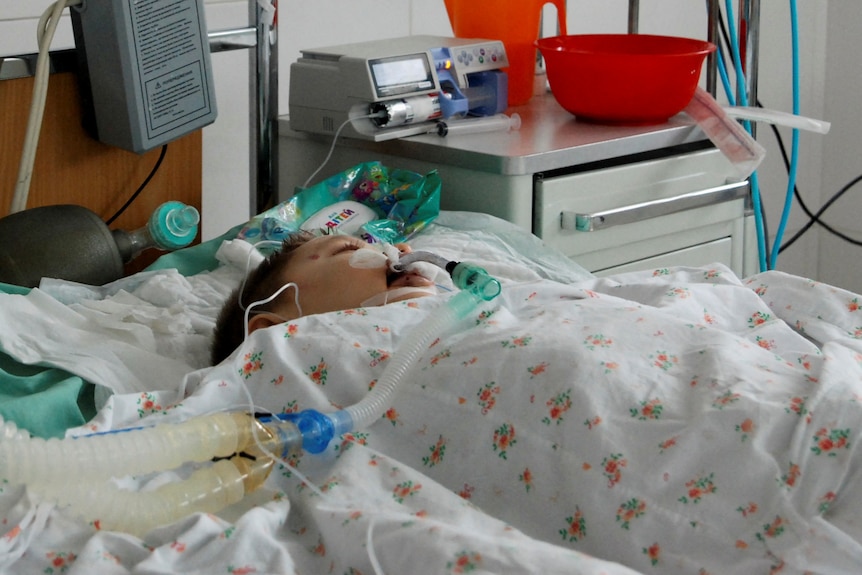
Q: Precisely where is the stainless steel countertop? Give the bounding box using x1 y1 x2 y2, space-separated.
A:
279 92 708 176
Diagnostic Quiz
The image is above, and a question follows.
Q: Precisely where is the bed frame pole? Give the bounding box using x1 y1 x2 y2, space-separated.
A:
207 1 278 217
251 0 278 214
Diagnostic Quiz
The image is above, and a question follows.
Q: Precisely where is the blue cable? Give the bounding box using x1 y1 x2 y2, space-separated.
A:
724 0 768 272
716 49 736 107
769 0 801 269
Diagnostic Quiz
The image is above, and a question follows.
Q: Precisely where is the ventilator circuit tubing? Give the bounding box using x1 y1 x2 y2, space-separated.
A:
0 256 501 535
0 411 302 535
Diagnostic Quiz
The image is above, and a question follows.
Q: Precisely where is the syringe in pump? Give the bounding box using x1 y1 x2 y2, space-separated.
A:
369 96 520 138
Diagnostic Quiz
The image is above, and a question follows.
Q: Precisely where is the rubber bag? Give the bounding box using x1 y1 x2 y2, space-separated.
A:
238 162 441 245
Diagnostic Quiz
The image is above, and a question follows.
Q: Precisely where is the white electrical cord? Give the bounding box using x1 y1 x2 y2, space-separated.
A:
10 0 82 214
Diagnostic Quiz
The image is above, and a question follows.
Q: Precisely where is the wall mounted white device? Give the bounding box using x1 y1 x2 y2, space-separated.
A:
289 35 508 142
70 0 218 154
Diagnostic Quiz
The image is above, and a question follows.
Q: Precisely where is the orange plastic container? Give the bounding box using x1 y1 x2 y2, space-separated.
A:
536 34 716 125
445 0 567 107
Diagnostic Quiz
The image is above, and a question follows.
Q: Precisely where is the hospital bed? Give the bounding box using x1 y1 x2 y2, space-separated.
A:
2 208 862 575
4 2 862 574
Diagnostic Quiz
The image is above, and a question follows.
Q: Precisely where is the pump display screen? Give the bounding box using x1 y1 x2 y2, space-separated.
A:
369 54 435 98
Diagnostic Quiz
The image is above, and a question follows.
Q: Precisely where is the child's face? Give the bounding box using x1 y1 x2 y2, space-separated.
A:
265 235 434 320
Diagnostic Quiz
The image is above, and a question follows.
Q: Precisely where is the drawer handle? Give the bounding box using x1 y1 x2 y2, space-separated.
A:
561 180 749 232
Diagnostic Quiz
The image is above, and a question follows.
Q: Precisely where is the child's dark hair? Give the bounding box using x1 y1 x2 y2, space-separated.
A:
210 232 314 365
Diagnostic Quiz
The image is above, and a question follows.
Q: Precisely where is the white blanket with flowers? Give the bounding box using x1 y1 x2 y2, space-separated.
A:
2 214 862 575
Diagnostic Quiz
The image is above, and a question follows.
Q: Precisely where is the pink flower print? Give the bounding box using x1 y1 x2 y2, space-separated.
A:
702 309 717 325
393 480 422 503
736 418 756 441
666 286 691 299
756 516 786 541
737 502 758 517
643 542 661 566
542 389 573 425
227 565 257 575
584 416 602 430
583 334 613 350
422 435 447 467
616 498 646 529
2 525 21 542
305 358 328 385
678 473 717 504
383 407 399 426
601 360 619 374
658 436 678 453
747 311 772 328
702 268 722 280
778 462 801 489
519 467 533 492
428 348 451 366
650 351 678 371
477 382 500 414
459 483 475 499
652 268 670 277
786 396 809 418
283 323 298 338
476 309 496 326
559 507 586 542
45 551 76 573
848 298 860 312
368 348 390 368
170 540 186 553
507 335 532 348
818 491 836 514
750 283 767 296
755 336 776 350
712 391 741 409
601 453 627 487
811 427 851 456
527 361 549 378
630 398 664 420
492 423 517 459
447 550 482 573
310 537 326 556
239 350 264 379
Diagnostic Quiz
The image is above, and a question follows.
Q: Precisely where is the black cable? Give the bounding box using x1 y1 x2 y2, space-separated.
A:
757 103 862 251
105 144 168 226
717 6 861 254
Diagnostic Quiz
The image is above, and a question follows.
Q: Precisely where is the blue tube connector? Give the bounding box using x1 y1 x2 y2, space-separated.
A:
276 409 354 454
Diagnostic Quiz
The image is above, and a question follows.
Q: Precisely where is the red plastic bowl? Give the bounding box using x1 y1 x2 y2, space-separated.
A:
536 34 716 125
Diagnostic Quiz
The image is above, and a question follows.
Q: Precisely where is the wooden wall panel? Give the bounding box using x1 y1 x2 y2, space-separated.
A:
0 64 202 272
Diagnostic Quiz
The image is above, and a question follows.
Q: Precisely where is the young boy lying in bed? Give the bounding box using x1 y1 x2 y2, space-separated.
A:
210 231 437 365
203 231 862 575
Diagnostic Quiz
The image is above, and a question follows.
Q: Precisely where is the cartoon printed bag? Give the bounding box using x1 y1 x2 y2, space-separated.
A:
237 161 441 245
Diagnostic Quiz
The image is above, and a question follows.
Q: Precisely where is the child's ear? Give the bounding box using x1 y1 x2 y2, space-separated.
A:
247 313 284 334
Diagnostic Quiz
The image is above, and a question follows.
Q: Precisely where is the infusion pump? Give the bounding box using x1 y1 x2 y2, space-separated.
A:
288 35 509 141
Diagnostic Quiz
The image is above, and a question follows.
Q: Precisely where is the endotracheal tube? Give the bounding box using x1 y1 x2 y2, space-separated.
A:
0 248 500 535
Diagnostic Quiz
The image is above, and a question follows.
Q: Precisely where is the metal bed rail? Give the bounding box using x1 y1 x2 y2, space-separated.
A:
207 0 278 215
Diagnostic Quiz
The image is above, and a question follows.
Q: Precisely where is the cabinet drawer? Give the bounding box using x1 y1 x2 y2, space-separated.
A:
533 148 747 274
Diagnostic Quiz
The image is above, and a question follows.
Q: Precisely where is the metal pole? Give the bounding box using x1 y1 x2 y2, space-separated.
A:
705 0 718 96
627 0 639 34
736 0 759 137
740 0 760 108
250 0 278 215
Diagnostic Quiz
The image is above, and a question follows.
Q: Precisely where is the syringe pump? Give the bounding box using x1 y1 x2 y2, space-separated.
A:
289 35 509 142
